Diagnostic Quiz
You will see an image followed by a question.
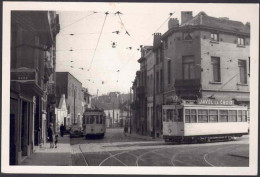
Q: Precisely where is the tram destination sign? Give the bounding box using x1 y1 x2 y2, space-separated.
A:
198 99 234 106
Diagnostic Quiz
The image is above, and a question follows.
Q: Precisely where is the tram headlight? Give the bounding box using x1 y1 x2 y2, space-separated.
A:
168 129 172 133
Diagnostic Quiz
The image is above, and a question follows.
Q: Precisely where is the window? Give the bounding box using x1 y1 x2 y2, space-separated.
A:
228 110 237 122
100 115 103 124
166 109 173 122
183 32 192 40
198 109 208 123
211 33 219 41
238 60 247 84
209 110 218 122
211 57 221 82
242 110 247 122
183 56 195 80
237 110 242 122
237 37 245 45
185 109 196 123
168 60 171 84
96 116 99 124
89 116 95 124
219 110 228 122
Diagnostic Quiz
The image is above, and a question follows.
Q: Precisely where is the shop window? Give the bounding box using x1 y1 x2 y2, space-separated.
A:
219 110 228 122
238 60 247 84
209 110 218 122
211 57 221 82
183 56 195 80
211 33 219 41
198 109 208 123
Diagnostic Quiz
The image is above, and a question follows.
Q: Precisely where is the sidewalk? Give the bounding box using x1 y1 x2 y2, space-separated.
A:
20 135 72 166
125 132 164 142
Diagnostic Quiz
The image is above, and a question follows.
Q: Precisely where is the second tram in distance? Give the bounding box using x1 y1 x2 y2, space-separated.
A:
82 108 106 138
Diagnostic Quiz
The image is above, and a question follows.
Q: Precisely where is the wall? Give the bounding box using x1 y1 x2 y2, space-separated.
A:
200 30 250 99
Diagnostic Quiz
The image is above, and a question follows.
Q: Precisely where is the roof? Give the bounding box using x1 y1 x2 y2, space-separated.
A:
162 11 250 39
182 11 250 33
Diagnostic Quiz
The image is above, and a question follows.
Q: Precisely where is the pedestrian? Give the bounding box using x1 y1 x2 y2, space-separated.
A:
47 123 54 148
60 124 65 137
54 134 58 148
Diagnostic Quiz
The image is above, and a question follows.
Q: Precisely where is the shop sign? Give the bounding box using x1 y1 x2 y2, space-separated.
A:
11 68 36 82
198 99 234 106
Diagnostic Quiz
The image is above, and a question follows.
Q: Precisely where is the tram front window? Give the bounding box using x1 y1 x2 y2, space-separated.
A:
89 116 95 124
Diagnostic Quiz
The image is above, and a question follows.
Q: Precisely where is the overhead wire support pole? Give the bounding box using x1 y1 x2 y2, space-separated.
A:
88 12 109 71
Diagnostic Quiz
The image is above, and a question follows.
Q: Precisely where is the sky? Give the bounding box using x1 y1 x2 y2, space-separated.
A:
55 3 257 96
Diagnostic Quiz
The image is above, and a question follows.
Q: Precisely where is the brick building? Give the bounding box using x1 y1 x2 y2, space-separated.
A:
10 11 60 164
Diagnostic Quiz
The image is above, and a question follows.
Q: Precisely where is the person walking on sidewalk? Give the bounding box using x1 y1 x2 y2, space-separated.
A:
48 123 54 148
60 124 65 137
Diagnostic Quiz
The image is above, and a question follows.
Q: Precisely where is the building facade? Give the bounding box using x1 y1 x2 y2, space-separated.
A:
10 11 60 165
56 72 83 128
131 11 250 138
162 11 250 107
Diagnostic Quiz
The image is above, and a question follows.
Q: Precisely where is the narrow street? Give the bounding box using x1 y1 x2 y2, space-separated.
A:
71 128 249 166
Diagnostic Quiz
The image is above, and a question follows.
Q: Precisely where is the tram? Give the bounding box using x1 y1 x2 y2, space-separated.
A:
82 108 106 138
162 99 249 143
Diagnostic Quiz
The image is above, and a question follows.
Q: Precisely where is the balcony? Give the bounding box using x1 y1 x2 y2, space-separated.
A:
136 86 146 97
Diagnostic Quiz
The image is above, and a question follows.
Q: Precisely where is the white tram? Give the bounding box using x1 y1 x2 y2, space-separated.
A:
82 109 106 138
162 100 249 143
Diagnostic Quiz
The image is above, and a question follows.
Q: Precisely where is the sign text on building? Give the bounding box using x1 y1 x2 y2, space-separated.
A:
198 99 234 106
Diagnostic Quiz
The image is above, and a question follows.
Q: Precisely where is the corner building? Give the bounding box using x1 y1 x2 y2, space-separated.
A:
162 11 250 108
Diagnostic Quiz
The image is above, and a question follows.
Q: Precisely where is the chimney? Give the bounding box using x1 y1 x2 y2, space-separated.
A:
153 33 162 47
181 11 193 25
168 18 179 29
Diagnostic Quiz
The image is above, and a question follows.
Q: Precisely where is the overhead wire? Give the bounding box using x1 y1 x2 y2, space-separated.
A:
88 12 109 71
142 12 174 45
60 11 98 31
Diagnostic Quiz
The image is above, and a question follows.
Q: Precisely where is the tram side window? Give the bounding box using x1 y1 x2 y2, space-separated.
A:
228 110 237 122
198 109 208 123
219 110 228 122
185 109 196 123
237 110 242 122
242 110 247 122
185 109 190 123
96 116 99 124
100 115 103 124
209 110 218 122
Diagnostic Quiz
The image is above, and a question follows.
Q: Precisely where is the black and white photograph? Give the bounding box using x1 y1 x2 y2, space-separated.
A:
1 1 259 175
